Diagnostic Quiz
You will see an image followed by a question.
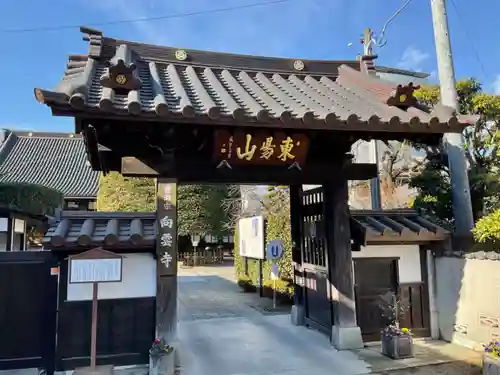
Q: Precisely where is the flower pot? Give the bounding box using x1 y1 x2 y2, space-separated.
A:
483 353 500 375
149 349 175 375
381 334 414 359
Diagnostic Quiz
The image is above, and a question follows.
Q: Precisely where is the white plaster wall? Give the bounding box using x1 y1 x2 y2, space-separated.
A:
352 244 422 283
435 256 500 350
67 253 156 301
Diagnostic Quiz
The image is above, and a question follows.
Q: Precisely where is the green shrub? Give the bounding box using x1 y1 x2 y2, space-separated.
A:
473 209 500 243
237 275 255 293
262 279 294 296
262 279 293 304
233 185 293 294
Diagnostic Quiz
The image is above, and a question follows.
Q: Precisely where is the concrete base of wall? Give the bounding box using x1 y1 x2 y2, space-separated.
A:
331 325 364 350
290 305 305 326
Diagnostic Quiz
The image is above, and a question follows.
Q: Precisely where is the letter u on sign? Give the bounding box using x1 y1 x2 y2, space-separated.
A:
266 239 283 260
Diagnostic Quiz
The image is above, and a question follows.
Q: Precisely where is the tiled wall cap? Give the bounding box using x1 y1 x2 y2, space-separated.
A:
441 250 500 260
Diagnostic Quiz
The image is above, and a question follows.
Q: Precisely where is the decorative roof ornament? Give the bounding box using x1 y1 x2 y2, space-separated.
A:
100 44 142 93
387 82 420 109
293 60 305 71
175 49 188 61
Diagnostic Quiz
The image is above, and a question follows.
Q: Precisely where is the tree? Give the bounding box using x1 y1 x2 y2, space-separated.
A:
177 184 229 237
97 172 230 237
410 79 500 226
96 172 156 212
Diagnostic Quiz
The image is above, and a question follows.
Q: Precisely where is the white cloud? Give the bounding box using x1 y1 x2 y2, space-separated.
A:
397 46 430 72
492 75 500 94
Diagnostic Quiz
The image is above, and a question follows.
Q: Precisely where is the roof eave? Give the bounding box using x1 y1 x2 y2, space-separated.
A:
46 105 468 135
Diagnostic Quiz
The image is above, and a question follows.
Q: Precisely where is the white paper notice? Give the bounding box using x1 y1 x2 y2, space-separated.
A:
70 258 122 283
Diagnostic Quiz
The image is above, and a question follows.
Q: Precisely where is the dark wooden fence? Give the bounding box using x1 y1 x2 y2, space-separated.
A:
0 251 58 373
0 251 156 373
355 282 431 341
55 259 155 371
399 282 431 338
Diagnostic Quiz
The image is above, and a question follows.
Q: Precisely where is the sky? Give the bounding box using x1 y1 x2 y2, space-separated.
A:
0 0 498 133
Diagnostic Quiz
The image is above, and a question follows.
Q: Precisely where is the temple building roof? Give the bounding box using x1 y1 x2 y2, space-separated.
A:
0 130 99 198
34 27 476 134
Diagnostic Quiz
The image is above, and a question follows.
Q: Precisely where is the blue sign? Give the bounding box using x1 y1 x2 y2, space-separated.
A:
266 239 284 260
271 263 279 280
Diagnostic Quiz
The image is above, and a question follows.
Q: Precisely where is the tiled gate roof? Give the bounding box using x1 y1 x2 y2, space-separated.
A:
34 27 477 134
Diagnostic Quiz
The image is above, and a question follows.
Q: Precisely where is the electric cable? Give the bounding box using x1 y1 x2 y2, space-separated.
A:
0 0 295 33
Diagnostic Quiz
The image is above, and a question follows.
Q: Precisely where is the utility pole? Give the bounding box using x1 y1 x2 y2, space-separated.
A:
430 0 474 234
361 28 382 210
369 140 382 210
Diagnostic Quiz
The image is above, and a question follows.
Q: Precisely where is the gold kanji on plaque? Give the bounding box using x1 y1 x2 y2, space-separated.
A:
278 136 300 161
236 134 257 161
219 136 234 160
260 136 275 160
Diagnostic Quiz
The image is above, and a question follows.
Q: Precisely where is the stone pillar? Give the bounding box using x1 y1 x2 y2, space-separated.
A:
289 184 305 326
324 178 363 350
153 178 178 375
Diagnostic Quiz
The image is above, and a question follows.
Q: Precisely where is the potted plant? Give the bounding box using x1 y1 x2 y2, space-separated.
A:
483 339 500 375
149 338 174 375
379 291 414 359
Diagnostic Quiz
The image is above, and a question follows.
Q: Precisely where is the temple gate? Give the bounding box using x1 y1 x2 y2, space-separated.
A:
34 26 474 353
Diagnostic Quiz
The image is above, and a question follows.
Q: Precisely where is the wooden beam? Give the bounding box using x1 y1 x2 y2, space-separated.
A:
364 231 448 244
121 157 377 183
122 157 159 176
154 178 178 374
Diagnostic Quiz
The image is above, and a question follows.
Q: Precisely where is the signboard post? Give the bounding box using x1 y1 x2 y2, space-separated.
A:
271 263 279 309
68 247 123 371
266 240 284 309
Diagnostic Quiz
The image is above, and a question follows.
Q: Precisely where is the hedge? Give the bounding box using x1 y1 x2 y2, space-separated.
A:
0 183 63 216
234 207 294 300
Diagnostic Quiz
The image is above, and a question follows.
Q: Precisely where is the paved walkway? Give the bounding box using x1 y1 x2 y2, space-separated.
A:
176 262 371 375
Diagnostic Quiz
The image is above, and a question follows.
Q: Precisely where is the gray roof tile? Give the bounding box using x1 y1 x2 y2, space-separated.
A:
43 211 155 250
34 27 477 134
0 131 99 198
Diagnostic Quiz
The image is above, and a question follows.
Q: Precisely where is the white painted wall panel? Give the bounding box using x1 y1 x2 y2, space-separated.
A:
352 244 421 283
67 253 156 301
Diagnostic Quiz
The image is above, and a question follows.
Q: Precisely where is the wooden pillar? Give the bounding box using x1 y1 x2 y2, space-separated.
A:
290 185 305 325
154 177 178 374
6 218 12 251
323 178 363 350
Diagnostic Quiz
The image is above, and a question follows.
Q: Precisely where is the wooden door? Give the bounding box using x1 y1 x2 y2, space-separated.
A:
301 189 332 335
354 258 399 341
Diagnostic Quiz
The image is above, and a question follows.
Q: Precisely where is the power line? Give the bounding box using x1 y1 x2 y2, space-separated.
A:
0 0 294 33
449 0 488 82
376 0 414 46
